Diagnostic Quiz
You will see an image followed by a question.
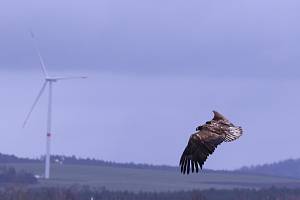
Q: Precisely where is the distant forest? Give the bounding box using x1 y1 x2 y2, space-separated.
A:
238 158 300 179
0 153 177 171
0 166 37 184
2 153 300 178
1 185 300 200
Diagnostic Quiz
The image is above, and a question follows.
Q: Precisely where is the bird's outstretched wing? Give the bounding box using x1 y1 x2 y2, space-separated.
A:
180 129 225 174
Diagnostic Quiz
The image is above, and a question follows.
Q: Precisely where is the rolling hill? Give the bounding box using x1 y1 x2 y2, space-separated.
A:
237 158 300 179
1 153 300 191
6 162 300 192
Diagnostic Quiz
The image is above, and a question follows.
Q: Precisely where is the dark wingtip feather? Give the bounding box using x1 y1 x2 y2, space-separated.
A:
195 163 199 173
191 161 195 173
183 158 187 174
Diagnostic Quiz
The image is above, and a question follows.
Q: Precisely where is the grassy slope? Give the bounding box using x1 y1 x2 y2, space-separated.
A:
4 163 300 192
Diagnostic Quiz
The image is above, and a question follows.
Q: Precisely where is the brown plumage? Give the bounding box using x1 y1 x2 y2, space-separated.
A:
179 111 243 174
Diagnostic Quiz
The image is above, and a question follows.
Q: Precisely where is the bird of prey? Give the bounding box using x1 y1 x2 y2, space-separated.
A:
180 111 243 174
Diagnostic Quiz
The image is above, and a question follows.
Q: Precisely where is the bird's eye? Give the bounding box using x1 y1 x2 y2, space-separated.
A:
206 121 211 124
196 126 202 131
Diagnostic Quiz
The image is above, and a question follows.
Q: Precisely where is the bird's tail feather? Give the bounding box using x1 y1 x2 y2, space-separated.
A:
224 126 243 142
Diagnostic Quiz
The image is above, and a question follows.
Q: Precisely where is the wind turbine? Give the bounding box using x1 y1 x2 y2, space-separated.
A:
23 31 87 179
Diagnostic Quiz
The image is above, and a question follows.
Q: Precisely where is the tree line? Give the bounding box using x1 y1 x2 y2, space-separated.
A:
238 158 300 178
1 185 300 200
0 153 177 171
0 166 37 184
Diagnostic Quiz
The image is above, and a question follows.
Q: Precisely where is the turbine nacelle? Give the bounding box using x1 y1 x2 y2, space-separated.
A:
45 78 57 82
45 76 87 82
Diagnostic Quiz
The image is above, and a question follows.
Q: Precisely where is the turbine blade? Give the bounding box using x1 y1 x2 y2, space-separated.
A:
53 76 88 81
23 81 48 128
29 30 48 77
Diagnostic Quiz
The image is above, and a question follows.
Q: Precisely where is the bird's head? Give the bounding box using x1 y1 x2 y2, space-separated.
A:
212 110 228 121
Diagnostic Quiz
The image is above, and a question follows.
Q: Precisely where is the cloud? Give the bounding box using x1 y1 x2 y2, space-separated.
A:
1 0 300 78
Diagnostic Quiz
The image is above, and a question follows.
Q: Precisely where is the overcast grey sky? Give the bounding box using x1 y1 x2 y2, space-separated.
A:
1 0 300 170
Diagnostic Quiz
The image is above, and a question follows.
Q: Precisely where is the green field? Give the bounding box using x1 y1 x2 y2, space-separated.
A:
4 163 300 192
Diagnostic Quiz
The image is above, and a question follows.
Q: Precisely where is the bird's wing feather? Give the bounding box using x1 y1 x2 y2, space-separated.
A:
224 126 243 142
180 129 225 174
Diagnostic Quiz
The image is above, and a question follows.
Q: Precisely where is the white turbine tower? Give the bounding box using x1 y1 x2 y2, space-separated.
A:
23 31 87 179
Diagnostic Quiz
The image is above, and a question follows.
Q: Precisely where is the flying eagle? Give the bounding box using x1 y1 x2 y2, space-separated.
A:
180 111 243 174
